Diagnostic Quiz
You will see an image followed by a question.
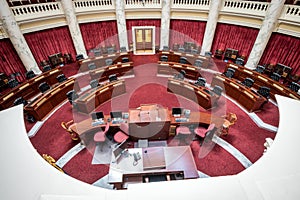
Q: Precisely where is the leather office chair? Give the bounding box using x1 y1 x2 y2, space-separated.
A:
43 65 52 72
38 82 50 93
289 82 300 92
56 74 67 83
255 65 265 74
162 46 169 51
172 43 179 51
235 57 244 66
94 122 110 151
179 56 187 64
241 77 254 88
174 70 186 80
113 122 129 143
61 120 80 141
108 74 118 82
257 86 270 99
88 63 96 70
191 49 198 55
176 125 192 145
90 79 99 88
25 70 36 80
7 79 19 88
76 54 84 61
205 51 212 57
224 68 235 78
105 58 113 66
178 47 185 53
194 59 203 68
66 90 79 105
212 85 223 96
120 46 127 52
160 55 168 62
107 47 115 54
270 72 281 82
195 77 206 87
93 49 101 57
13 96 28 106
122 57 129 63
193 123 215 146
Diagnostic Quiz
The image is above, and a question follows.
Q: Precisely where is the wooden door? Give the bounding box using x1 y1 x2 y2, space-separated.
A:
133 26 155 55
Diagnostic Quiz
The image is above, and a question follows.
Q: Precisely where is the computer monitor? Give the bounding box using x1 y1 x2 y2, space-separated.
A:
110 111 122 119
91 111 104 120
172 107 183 116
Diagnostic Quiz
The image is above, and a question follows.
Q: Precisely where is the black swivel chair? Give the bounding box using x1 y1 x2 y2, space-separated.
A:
255 65 265 74
66 90 79 105
90 79 100 88
160 55 168 62
241 77 254 88
13 96 28 106
257 86 271 99
94 49 101 57
205 52 212 57
105 59 113 66
43 65 52 72
195 77 206 87
194 59 203 68
88 63 96 70
191 49 198 55
174 70 186 80
179 57 187 64
178 47 185 53
108 74 118 82
38 82 50 93
270 72 281 82
289 82 300 92
107 47 115 54
56 74 67 83
76 54 84 61
25 70 36 80
120 46 127 53
212 85 223 96
224 68 235 78
162 46 169 51
122 57 129 63
235 58 245 66
7 79 19 88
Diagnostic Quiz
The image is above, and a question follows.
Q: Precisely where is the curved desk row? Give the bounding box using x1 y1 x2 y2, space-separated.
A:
167 78 218 110
211 73 268 112
74 80 126 114
0 67 62 110
78 52 131 72
226 63 300 101
89 62 134 81
24 78 79 121
157 61 201 80
158 50 209 68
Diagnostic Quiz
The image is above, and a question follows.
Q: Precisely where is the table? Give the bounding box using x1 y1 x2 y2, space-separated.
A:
108 146 199 189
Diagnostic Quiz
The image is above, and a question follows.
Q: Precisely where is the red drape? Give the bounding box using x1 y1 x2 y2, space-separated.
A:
24 26 76 65
259 33 300 74
170 19 206 48
80 20 119 52
0 38 27 81
126 19 161 47
211 23 259 61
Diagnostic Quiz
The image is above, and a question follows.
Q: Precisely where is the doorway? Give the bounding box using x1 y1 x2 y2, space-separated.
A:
132 26 155 55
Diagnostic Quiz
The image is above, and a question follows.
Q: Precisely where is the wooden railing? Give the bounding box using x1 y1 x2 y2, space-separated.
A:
73 0 115 13
221 0 269 17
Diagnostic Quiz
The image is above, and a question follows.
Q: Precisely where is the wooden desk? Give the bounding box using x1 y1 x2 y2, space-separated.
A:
24 78 79 121
225 63 300 100
89 62 134 81
78 52 131 72
74 80 126 114
108 146 199 189
167 78 218 110
158 50 209 68
157 61 202 80
211 74 267 112
0 67 62 110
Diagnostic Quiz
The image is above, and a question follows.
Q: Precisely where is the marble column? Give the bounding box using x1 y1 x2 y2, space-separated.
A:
245 0 285 70
200 0 222 56
0 0 41 74
115 0 129 50
160 0 171 49
61 0 87 58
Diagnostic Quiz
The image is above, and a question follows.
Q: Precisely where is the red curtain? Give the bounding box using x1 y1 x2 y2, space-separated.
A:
24 26 76 65
80 20 119 52
170 19 206 48
126 19 161 47
259 33 300 74
0 39 27 81
211 23 259 61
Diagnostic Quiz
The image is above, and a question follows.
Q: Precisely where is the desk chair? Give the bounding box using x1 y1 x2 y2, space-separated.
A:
88 63 96 70
160 55 168 62
162 46 169 51
25 70 36 80
43 65 52 72
176 126 192 145
179 56 187 64
107 47 115 54
270 72 281 82
113 122 129 144
76 54 84 61
66 90 79 105
94 122 110 151
13 96 28 107
7 79 19 88
205 51 212 57
191 49 198 55
235 57 244 66
93 49 101 57
56 74 67 83
61 120 80 141
90 79 100 88
194 59 203 68
255 65 265 74
257 86 270 109
195 77 206 87
178 47 185 53
212 85 223 97
105 58 113 66
38 82 50 93
174 70 186 80
122 57 129 63
241 77 254 88
194 123 215 146
224 68 235 78
120 46 127 53
289 82 300 92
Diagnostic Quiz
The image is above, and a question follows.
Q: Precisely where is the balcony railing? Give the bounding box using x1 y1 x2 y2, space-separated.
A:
124 0 162 9
74 0 115 13
221 0 269 17
172 0 210 10
279 4 300 23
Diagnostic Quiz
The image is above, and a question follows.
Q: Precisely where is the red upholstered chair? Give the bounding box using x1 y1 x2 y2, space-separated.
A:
114 122 129 144
194 123 216 146
94 122 110 151
176 126 192 145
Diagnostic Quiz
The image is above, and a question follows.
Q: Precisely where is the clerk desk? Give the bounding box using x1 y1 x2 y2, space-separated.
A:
225 63 300 101
211 73 267 112
157 61 202 80
158 50 209 68
24 77 79 121
89 62 134 82
78 52 131 72
0 67 62 110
